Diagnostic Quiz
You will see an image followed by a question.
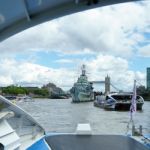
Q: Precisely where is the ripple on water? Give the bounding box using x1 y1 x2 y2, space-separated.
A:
17 99 150 134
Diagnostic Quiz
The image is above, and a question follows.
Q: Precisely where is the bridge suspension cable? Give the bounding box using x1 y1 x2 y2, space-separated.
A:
110 82 121 92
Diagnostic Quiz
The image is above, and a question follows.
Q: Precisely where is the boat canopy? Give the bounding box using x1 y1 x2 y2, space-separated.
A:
44 134 148 150
109 94 142 100
0 0 141 42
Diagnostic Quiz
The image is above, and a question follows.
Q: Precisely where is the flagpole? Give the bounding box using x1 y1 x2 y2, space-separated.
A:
126 79 136 135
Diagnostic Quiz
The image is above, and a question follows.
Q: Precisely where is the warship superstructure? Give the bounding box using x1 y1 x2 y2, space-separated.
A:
70 65 94 102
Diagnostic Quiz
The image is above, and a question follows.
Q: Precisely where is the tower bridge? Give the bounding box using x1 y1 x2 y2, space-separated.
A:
90 75 121 94
61 75 121 94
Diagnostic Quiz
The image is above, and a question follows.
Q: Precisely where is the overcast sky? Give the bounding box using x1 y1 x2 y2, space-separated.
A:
0 1 150 91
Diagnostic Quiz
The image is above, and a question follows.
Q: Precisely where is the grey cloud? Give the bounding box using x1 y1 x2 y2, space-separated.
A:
1 1 150 57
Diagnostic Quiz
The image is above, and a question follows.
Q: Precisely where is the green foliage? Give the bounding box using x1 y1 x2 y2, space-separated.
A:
1 83 66 98
2 85 27 95
33 88 49 96
1 85 49 97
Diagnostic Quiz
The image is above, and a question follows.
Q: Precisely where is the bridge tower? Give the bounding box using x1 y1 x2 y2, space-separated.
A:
105 75 110 95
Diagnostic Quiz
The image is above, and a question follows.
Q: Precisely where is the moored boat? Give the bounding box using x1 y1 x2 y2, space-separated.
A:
94 94 105 108
17 96 34 102
94 93 144 111
107 93 144 110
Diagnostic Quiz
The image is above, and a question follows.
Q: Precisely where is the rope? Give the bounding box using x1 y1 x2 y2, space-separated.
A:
110 83 120 92
136 80 143 87
142 135 150 142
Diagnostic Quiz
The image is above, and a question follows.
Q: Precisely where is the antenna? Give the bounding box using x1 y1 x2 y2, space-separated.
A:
81 64 86 76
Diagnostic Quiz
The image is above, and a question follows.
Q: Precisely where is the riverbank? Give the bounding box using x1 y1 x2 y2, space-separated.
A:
0 83 69 99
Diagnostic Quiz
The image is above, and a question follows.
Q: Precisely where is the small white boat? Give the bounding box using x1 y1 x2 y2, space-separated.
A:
17 96 34 102
94 95 105 108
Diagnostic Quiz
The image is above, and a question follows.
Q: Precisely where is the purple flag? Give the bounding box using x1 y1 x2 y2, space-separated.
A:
130 80 137 114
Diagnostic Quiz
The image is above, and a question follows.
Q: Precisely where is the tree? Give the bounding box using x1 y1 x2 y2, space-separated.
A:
2 85 27 95
137 85 150 100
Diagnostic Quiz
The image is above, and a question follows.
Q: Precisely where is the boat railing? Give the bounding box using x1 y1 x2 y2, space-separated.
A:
137 96 144 103
107 96 117 103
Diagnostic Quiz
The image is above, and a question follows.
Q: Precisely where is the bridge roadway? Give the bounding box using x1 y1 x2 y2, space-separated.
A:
61 81 120 91
90 81 105 84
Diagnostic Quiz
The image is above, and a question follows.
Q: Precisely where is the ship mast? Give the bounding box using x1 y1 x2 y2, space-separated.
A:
81 64 86 76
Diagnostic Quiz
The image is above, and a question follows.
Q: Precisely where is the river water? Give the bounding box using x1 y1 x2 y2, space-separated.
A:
17 99 150 135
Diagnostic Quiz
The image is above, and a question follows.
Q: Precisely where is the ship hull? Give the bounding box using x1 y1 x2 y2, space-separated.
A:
103 103 144 111
115 103 143 111
72 92 94 103
94 99 144 111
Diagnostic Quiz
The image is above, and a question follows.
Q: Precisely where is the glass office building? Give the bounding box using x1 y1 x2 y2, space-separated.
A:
147 68 150 90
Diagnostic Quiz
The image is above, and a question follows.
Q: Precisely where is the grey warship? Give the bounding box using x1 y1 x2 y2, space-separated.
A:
70 65 94 102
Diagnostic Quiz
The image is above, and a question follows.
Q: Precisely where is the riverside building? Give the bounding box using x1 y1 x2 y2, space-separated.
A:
147 67 150 90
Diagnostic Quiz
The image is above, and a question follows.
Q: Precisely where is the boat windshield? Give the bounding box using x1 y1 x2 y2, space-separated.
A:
0 0 150 138
111 95 132 101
